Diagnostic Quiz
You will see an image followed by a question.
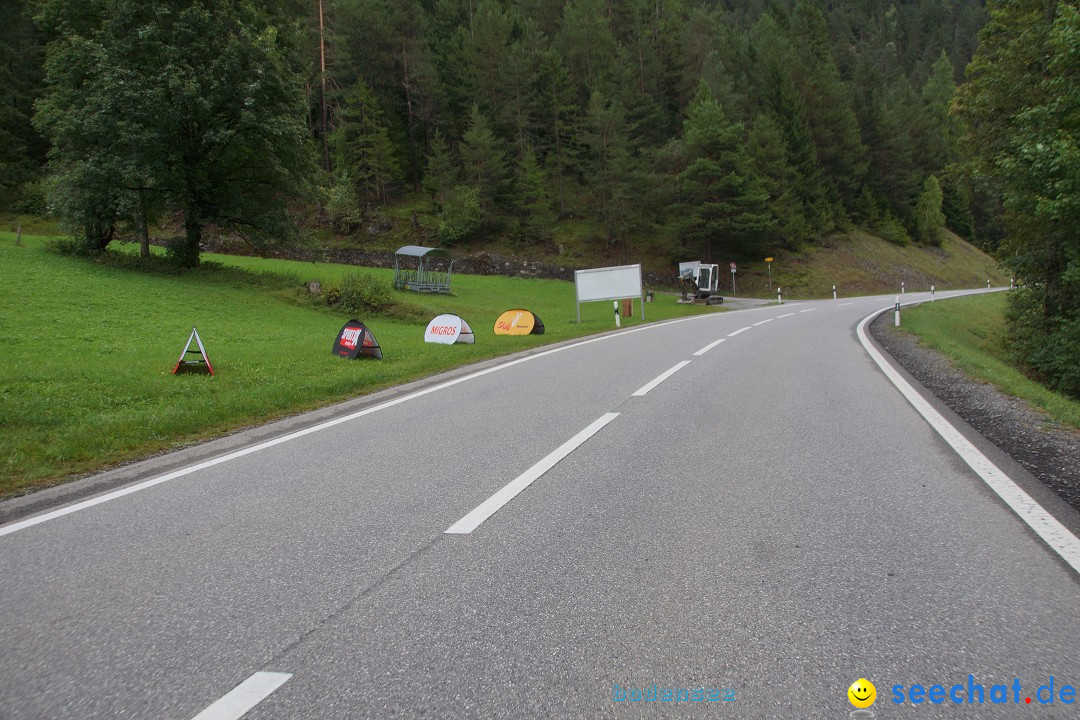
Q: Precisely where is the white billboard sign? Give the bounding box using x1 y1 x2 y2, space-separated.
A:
574 264 644 322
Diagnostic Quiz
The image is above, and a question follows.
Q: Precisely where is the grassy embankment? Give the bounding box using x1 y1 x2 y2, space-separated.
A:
0 232 714 496
901 293 1080 430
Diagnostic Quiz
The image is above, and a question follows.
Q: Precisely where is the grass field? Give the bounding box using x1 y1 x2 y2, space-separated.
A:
0 232 715 495
902 293 1080 430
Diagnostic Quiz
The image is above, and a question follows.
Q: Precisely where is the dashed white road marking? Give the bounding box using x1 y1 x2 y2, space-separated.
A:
446 413 620 534
777 313 795 318
632 361 691 397
799 309 816 313
190 672 292 720
728 327 752 337
693 338 726 356
752 319 774 326
839 302 854 306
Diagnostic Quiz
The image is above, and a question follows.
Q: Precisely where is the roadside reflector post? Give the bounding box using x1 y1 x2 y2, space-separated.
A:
901 281 905 295
1010 277 1014 290
987 279 991 289
613 300 620 328
833 285 837 300
777 287 782 304
931 285 935 301
894 296 901 327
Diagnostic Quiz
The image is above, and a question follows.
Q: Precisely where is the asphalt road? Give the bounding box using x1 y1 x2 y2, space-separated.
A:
2 290 1078 719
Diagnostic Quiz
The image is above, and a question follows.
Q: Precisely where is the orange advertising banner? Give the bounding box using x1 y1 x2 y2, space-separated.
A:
494 309 544 335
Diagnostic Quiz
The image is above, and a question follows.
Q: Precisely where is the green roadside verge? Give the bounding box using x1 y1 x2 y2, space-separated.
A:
900 293 1080 430
0 233 716 496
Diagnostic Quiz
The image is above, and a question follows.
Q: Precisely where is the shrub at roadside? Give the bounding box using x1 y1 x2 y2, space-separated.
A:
324 271 425 322
1007 287 1080 400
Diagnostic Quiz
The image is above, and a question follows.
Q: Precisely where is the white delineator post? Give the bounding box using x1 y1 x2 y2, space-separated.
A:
895 296 901 327
833 285 837 300
901 281 905 295
1010 277 1015 290
777 287 782 304
987 279 991 289
613 300 620 328
931 285 935 301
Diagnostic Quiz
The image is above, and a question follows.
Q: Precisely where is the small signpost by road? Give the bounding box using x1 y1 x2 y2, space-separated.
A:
765 257 773 288
730 262 737 295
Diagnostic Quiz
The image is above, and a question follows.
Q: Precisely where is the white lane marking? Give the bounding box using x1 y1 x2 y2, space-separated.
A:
446 413 619 534
799 308 816 313
777 313 795 318
693 338 726 356
190 672 292 720
632 361 691 397
752 319 774 326
839 302 854 306
0 313 722 538
728 327 751 337
857 308 1080 575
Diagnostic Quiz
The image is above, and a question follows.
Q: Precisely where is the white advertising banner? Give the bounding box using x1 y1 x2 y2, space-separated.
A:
424 314 475 344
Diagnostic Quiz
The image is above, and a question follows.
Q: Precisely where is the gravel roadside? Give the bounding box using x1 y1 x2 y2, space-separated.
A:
871 312 1080 514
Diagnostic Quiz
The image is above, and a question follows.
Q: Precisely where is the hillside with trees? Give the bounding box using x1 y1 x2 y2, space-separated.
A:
2 1 1076 394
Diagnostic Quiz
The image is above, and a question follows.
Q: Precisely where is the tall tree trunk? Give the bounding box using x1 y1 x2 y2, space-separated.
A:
137 188 150 259
402 40 420 192
182 200 201 268
318 0 330 173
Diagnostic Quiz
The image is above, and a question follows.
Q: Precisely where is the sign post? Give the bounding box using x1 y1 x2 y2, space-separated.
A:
574 264 644 323
730 262 737 295
765 257 773 288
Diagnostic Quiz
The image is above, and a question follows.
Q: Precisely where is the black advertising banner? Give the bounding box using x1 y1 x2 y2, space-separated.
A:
333 319 383 360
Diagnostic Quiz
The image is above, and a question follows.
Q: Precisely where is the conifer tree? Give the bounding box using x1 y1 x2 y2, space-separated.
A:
459 104 508 211
332 78 399 204
676 85 773 260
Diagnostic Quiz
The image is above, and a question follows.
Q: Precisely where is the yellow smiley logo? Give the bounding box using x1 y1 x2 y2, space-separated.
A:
848 678 876 708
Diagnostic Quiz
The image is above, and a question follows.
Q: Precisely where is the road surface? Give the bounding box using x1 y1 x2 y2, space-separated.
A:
2 290 1077 719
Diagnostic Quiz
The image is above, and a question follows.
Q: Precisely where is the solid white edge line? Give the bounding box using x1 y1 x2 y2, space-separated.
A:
0 313 720 538
445 413 620 534
752 318 774 326
693 338 726 356
631 361 691 397
190 671 292 720
727 327 751 337
777 313 795 318
857 307 1080 575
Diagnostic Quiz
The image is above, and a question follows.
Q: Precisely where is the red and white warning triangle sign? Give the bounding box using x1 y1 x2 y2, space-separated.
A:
172 327 215 375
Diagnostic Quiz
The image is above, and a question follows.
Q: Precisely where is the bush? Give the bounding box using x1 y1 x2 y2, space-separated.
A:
438 185 482 246
324 180 362 235
164 236 200 267
325 272 394 315
1007 287 1080 399
876 213 911 246
14 179 51 216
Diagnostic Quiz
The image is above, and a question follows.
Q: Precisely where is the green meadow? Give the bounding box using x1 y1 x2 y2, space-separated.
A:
902 293 1080 430
0 233 714 495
